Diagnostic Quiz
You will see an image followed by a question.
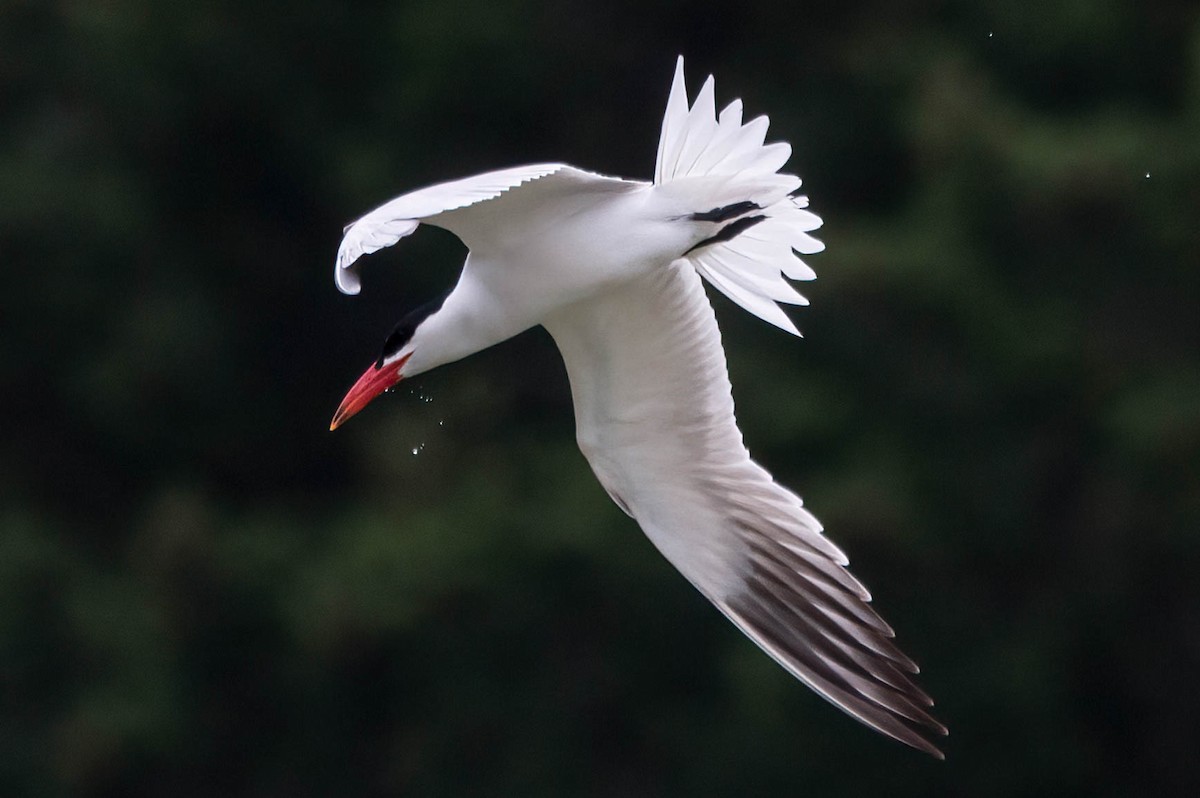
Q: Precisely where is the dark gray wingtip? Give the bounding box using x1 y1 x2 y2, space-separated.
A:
721 526 947 758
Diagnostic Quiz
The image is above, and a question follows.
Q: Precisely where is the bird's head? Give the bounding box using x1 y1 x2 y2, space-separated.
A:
329 293 447 430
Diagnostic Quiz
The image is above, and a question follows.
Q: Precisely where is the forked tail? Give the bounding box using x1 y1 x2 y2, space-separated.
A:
655 57 825 336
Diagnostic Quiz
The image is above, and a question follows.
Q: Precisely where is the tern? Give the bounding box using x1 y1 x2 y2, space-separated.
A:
329 57 946 757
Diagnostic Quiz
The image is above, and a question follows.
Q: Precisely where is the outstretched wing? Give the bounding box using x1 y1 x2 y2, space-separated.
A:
335 164 644 294
543 260 947 758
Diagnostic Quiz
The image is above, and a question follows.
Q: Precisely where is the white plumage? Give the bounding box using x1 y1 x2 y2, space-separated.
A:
330 57 946 757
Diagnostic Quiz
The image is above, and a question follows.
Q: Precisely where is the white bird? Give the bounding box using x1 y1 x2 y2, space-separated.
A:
329 57 946 758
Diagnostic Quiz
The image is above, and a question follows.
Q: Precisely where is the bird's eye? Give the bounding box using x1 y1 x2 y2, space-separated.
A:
376 326 411 369
375 289 452 368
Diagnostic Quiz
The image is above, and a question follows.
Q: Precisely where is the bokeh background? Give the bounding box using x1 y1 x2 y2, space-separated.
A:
4 0 1199 794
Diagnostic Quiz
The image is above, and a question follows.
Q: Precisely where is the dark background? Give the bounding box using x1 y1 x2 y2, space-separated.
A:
4 0 1199 795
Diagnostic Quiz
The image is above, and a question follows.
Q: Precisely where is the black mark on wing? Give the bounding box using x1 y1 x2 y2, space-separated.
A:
691 200 761 223
684 214 768 255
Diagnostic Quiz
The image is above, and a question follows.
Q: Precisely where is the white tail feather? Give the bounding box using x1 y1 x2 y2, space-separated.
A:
655 57 824 336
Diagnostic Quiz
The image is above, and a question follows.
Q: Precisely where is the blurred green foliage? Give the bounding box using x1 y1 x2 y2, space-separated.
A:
3 0 1199 794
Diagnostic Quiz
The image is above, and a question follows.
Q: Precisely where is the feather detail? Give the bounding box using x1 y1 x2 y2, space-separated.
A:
652 58 825 336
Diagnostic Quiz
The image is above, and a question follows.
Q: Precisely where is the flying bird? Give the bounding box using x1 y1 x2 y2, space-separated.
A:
329 57 946 757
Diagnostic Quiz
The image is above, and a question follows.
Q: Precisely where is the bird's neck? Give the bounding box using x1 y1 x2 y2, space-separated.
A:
403 268 531 378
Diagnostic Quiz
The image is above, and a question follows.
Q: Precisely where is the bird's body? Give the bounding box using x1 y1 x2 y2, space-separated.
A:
330 58 946 757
